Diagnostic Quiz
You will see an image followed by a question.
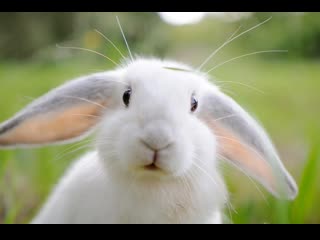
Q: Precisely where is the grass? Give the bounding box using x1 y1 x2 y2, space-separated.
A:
0 56 319 224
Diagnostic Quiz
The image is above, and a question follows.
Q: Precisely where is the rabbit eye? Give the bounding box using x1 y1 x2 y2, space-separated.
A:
191 95 198 112
123 88 131 107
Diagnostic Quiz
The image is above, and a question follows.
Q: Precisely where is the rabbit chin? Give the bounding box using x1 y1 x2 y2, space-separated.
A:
133 166 174 181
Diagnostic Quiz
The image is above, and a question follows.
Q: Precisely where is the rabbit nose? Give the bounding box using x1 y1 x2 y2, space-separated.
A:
139 122 174 151
140 139 171 152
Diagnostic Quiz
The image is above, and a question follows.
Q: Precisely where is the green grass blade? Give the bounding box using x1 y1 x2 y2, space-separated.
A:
291 141 320 223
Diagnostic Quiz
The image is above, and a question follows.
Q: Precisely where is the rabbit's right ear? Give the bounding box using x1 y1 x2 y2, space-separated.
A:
198 87 298 200
0 72 120 148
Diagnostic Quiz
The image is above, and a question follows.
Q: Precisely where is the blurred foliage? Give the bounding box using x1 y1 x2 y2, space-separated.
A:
0 13 78 59
1 12 320 61
0 12 167 60
240 12 320 59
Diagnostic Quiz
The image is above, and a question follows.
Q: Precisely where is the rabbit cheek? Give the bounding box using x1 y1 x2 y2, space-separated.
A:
159 140 194 176
190 119 218 168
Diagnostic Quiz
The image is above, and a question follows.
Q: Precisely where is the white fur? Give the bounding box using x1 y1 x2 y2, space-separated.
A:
31 59 227 224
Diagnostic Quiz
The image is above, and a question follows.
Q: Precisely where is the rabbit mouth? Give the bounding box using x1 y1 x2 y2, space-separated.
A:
144 163 159 171
142 149 163 171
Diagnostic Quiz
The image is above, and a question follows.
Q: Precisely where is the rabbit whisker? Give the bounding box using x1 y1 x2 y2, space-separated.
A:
56 44 119 66
71 114 102 119
192 160 236 221
191 150 235 213
206 50 287 75
116 16 134 62
218 87 238 98
192 162 220 193
217 153 269 205
214 80 265 94
94 29 127 60
197 16 272 71
226 24 243 41
213 114 239 122
54 139 95 160
61 95 107 110
55 144 94 162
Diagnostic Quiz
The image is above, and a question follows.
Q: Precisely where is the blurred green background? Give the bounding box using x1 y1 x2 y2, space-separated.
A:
0 12 319 224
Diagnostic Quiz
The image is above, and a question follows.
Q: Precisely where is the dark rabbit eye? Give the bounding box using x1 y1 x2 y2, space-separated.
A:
191 95 198 112
123 89 132 107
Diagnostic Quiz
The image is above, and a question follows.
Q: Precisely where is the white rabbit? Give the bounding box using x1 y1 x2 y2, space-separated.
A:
0 58 298 224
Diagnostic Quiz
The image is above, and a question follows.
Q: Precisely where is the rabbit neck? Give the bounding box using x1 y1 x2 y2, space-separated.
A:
105 162 227 224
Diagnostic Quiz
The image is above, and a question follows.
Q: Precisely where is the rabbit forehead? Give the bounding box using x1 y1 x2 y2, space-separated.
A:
123 58 208 94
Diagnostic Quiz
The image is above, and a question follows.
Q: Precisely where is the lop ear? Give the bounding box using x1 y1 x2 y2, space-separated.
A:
0 72 118 148
199 88 298 200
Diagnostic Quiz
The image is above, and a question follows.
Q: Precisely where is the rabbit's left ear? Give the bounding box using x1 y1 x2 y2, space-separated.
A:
0 72 118 148
199 88 298 200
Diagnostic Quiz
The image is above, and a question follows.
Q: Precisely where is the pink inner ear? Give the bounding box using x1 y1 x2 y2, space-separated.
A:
201 116 277 193
0 101 107 145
